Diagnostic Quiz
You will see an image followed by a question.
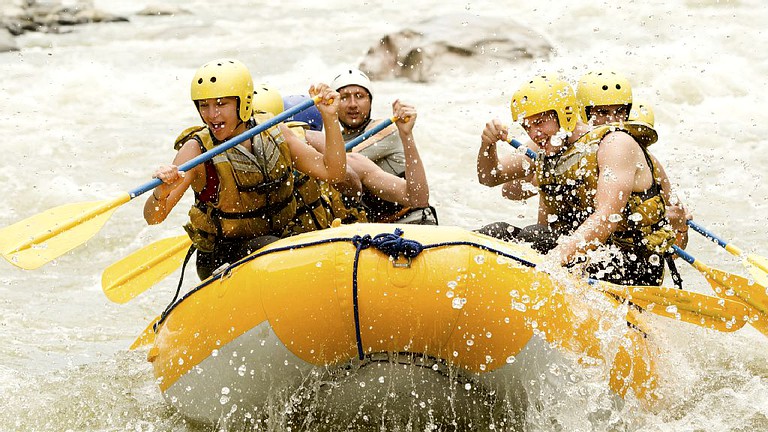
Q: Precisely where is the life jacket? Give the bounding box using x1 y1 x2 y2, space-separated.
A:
613 120 658 147
344 119 410 222
285 121 367 234
536 125 676 254
173 113 297 252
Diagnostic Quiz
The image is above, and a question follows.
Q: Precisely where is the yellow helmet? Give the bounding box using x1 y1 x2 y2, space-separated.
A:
627 100 658 146
510 74 578 133
576 70 632 122
190 58 253 122
252 84 284 116
628 100 654 126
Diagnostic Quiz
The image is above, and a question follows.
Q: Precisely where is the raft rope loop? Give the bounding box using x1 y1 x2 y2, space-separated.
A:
350 228 426 359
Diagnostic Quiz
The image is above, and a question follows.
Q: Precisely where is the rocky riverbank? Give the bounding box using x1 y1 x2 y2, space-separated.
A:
0 0 187 52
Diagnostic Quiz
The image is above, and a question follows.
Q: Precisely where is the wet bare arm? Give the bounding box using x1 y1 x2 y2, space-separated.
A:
477 119 535 187
143 140 203 224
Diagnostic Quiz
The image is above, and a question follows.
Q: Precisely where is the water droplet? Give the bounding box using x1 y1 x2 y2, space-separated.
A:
453 351 459 357
649 254 661 266
359 382 366 388
479 364 486 371
547 214 559 223
316 261 322 267
506 356 516 364
378 376 385 383
474 254 485 264
446 290 455 298
486 332 492 338
211 349 219 357
237 365 247 376
629 212 643 222
665 305 678 314
447 280 458 289
466 339 474 346
464 383 472 391
608 213 623 223
452 297 465 309
220 395 230 405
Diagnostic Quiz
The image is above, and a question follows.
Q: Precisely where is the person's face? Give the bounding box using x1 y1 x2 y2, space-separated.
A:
587 104 629 125
197 97 241 141
521 110 562 155
337 85 371 128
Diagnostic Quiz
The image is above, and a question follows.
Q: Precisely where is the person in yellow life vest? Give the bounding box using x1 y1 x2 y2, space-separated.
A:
330 68 437 224
143 59 346 280
275 90 436 226
252 85 366 231
480 74 678 287
575 70 691 253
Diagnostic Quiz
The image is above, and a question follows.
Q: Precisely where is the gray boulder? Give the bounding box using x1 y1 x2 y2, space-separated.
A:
359 14 553 82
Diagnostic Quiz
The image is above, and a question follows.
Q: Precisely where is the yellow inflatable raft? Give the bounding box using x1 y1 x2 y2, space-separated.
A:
148 223 658 427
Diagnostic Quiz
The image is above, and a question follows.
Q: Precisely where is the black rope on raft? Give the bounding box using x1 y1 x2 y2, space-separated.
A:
350 228 427 359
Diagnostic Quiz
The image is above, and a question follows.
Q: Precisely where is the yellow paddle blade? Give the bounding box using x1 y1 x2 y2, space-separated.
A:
102 235 193 304
699 264 768 336
597 282 749 333
130 315 161 350
0 194 130 270
746 254 768 287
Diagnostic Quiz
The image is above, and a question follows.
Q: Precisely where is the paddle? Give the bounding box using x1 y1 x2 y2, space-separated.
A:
687 220 768 287
592 279 748 332
672 245 767 336
506 136 539 160
345 116 397 151
0 96 321 270
102 234 193 304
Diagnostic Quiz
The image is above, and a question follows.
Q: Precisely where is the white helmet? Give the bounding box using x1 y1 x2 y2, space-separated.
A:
331 68 372 99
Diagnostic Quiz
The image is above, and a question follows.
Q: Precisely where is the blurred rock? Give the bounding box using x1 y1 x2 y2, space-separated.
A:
0 0 128 51
0 28 19 52
136 5 191 17
359 14 553 83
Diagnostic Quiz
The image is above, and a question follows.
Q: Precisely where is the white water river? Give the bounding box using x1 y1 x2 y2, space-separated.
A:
0 0 766 430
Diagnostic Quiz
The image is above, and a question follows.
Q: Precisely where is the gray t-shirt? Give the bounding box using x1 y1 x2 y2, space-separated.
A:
346 120 405 176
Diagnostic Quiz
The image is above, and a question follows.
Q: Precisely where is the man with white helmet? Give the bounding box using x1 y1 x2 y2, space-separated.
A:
331 68 436 225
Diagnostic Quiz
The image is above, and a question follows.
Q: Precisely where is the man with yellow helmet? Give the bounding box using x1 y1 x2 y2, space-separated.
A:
330 68 436 225
478 74 678 287
576 72 691 253
143 58 346 280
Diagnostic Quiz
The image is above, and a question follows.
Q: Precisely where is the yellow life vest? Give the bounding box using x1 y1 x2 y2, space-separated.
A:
536 125 675 253
176 113 297 252
284 122 367 235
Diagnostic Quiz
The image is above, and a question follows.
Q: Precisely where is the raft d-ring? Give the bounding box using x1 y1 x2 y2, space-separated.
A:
211 262 232 278
391 256 412 268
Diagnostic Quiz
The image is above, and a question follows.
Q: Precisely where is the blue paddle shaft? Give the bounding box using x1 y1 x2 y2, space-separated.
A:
687 220 728 248
672 245 696 265
345 117 395 151
129 97 319 198
508 138 538 160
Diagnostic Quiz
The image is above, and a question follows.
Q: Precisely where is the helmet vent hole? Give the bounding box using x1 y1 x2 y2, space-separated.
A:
197 78 203 84
601 85 609 91
615 84 621 90
210 77 217 83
